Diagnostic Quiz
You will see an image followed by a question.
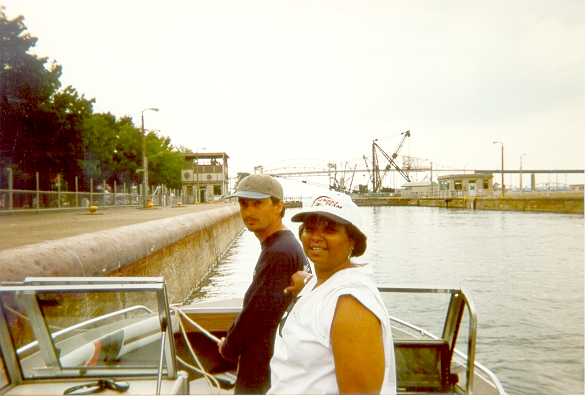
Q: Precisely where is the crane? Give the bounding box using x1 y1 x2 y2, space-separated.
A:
371 130 412 192
363 155 373 191
328 162 358 193
347 164 357 193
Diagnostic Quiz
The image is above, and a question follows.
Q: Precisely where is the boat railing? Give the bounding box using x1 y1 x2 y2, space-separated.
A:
378 287 478 394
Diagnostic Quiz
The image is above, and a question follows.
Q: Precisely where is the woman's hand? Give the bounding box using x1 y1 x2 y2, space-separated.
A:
283 271 312 296
331 295 385 394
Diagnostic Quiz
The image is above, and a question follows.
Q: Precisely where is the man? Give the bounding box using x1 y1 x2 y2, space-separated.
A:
218 174 308 394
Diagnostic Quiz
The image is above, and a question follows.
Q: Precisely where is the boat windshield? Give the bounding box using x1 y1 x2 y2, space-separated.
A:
0 278 176 381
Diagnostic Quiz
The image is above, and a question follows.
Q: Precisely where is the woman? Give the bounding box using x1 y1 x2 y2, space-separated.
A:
268 193 396 394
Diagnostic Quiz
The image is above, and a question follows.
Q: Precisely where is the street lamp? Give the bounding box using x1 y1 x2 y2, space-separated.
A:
519 153 527 192
141 107 159 208
492 141 504 197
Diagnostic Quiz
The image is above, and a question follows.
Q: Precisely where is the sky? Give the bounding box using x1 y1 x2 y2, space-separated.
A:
2 0 585 189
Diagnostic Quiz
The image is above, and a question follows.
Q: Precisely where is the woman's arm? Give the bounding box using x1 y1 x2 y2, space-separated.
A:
331 295 385 394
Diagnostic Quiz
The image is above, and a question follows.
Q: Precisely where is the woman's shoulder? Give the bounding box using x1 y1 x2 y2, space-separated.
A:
323 266 387 314
326 264 378 290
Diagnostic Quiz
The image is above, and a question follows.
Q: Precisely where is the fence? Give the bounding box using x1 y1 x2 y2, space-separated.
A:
396 189 584 200
0 169 182 212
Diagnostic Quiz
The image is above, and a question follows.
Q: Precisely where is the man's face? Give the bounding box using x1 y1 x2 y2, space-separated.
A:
238 197 282 234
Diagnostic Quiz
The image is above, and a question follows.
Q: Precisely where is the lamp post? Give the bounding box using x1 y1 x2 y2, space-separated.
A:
492 141 504 197
519 153 527 192
141 107 159 208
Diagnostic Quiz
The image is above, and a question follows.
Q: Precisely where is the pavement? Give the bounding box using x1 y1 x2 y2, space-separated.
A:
0 203 234 251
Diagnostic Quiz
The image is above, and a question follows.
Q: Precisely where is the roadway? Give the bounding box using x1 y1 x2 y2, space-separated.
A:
0 203 233 251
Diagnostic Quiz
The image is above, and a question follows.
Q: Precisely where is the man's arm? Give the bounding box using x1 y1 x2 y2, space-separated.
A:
283 270 313 296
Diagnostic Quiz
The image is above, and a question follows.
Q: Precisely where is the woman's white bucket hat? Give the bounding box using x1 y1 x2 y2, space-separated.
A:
291 192 367 257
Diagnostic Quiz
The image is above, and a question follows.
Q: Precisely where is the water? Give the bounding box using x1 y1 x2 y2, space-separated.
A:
190 207 584 395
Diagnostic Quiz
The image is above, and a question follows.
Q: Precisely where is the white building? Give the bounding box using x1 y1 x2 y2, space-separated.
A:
400 181 439 198
181 152 229 203
438 173 494 197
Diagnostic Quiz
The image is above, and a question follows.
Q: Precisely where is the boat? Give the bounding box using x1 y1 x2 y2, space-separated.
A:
0 276 505 395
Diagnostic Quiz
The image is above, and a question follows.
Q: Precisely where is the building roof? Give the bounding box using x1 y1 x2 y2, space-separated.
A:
401 181 439 188
184 152 229 159
438 173 493 180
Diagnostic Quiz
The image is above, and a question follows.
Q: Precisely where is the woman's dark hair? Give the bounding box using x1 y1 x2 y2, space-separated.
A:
344 224 367 257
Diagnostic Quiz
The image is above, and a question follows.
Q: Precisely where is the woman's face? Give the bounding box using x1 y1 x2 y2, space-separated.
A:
300 215 355 272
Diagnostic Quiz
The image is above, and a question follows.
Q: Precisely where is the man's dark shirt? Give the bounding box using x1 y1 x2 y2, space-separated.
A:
221 229 308 394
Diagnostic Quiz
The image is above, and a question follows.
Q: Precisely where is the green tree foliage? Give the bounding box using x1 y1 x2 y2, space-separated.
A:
49 86 94 188
1 8 187 192
0 8 93 189
111 117 143 186
82 114 184 190
81 113 141 189
146 132 184 189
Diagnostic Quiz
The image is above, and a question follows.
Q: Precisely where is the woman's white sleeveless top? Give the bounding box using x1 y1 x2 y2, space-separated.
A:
268 265 396 394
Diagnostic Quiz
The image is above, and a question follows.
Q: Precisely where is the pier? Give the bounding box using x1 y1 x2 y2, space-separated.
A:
0 202 243 303
351 192 583 214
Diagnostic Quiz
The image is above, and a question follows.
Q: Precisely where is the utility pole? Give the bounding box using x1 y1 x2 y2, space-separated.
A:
195 157 200 203
141 107 159 208
493 141 504 197
372 140 378 192
519 153 526 192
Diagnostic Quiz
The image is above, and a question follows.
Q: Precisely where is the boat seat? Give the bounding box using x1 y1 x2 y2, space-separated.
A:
394 339 455 393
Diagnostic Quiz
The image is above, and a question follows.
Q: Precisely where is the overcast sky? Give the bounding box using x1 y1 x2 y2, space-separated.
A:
3 0 585 188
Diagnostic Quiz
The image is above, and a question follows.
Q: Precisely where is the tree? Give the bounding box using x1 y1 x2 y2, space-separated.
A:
145 132 184 189
110 117 142 186
0 9 91 189
49 86 94 187
0 8 186 194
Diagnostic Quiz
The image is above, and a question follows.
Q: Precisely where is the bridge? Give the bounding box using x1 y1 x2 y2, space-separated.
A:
267 168 584 177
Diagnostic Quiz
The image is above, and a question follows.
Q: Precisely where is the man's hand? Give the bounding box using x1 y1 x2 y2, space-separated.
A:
218 337 226 357
283 271 312 296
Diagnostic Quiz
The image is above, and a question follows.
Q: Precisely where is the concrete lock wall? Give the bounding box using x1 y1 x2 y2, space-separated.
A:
0 204 243 303
352 196 583 214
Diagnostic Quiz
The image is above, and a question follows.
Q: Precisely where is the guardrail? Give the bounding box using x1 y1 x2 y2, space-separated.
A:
0 188 182 213
0 168 185 212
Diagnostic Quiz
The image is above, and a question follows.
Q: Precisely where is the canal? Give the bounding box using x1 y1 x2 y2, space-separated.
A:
189 206 584 395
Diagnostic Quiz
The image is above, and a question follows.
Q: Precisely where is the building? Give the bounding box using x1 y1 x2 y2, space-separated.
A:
438 173 494 197
400 181 439 198
181 152 229 203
